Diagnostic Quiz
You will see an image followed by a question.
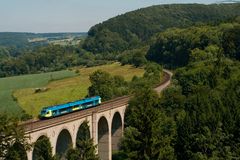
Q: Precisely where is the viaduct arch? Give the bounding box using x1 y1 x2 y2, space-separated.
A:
56 129 73 158
76 122 91 143
32 135 51 160
111 112 123 152
98 116 109 160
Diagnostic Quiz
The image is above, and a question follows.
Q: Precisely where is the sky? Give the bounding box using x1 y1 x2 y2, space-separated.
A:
0 0 227 33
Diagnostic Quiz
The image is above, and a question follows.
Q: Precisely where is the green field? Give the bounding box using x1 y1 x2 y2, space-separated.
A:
12 63 144 117
49 38 82 46
0 70 77 116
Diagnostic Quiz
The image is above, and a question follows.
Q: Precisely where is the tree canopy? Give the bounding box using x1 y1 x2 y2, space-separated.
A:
0 113 30 160
66 121 99 160
84 3 240 54
119 88 176 160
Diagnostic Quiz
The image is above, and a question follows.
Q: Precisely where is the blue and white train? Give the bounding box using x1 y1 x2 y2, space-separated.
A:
39 96 101 118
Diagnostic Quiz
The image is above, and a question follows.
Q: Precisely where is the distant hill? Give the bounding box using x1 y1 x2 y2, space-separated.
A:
216 0 240 3
0 32 87 49
83 3 240 53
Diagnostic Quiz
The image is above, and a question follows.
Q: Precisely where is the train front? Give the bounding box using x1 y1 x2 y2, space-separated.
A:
39 108 52 118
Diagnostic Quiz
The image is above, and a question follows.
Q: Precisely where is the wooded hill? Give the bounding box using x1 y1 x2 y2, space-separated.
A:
146 20 240 67
83 3 240 53
0 32 86 50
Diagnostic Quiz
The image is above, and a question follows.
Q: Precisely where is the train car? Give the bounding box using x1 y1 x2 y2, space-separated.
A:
39 96 101 118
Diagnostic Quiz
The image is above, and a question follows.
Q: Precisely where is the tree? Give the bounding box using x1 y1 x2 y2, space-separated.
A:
32 136 55 160
160 85 186 117
84 4 240 54
143 63 162 86
66 121 99 160
131 51 147 67
88 70 128 101
5 142 28 160
173 80 240 159
222 25 240 60
0 113 30 159
120 88 176 160
88 70 114 100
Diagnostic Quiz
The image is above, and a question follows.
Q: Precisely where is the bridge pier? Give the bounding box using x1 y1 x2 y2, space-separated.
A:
97 116 110 160
109 127 112 160
51 132 57 156
92 111 98 146
27 150 33 160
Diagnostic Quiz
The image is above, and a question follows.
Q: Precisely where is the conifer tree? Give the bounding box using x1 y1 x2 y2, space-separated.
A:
66 121 99 160
120 88 176 160
33 136 54 160
0 113 30 160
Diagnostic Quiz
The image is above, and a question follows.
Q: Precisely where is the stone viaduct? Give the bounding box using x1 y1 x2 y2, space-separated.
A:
22 70 172 160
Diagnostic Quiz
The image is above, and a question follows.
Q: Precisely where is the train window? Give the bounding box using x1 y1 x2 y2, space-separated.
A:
60 108 67 112
84 102 92 105
41 110 47 114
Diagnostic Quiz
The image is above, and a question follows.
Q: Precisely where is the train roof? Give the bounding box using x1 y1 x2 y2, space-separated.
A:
41 96 101 111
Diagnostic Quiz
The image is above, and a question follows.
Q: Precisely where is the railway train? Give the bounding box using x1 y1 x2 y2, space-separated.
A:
39 96 101 118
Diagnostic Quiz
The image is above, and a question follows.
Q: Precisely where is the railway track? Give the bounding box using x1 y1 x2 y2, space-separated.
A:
22 69 172 133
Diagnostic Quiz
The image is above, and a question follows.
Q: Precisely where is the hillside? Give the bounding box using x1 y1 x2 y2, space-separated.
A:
0 32 86 51
83 3 240 53
146 18 240 68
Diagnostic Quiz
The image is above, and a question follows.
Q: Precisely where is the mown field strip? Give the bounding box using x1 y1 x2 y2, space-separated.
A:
0 70 77 115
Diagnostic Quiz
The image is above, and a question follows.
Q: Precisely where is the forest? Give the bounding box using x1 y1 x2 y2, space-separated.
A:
83 3 240 53
0 45 108 77
111 15 240 159
0 3 240 160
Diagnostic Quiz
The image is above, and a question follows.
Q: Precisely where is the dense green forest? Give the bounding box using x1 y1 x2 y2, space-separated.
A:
0 45 108 77
147 19 240 67
97 5 240 159
113 18 240 159
83 3 240 54
1 3 240 160
0 32 90 77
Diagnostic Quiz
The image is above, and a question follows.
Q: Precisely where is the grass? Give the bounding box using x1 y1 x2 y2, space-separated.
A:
49 38 82 46
0 70 77 116
13 63 144 117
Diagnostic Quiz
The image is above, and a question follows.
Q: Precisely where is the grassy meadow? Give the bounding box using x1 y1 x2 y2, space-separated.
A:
0 70 77 116
13 63 144 117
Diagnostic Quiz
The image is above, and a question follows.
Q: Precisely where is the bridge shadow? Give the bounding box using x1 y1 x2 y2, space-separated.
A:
32 135 52 160
56 129 72 159
111 112 122 152
98 116 109 160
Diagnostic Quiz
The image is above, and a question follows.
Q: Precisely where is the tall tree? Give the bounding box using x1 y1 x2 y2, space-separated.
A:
143 63 162 86
0 113 30 160
222 25 240 60
88 70 128 101
66 121 99 160
88 70 114 101
120 88 176 160
32 136 55 160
